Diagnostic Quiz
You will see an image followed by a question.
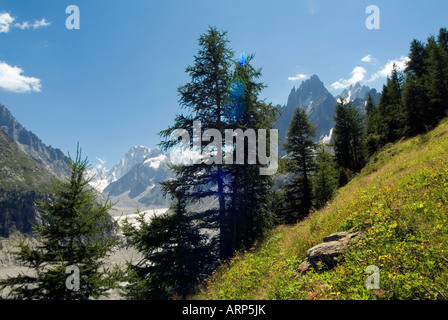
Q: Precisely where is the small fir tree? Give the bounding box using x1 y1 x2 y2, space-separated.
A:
0 146 121 300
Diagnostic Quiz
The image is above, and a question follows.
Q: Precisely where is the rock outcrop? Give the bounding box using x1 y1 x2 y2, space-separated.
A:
299 231 360 273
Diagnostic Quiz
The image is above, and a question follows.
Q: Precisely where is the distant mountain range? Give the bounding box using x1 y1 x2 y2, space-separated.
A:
0 75 382 234
276 75 337 148
275 76 381 154
338 82 381 114
86 146 173 212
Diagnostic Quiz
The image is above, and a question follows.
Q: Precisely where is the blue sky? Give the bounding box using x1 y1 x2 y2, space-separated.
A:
0 0 447 170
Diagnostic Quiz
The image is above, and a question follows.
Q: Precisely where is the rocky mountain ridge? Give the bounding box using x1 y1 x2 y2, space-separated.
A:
275 76 381 153
0 104 68 179
0 129 54 237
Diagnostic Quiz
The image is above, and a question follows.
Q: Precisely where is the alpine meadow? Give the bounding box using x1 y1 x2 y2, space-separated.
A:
0 1 448 308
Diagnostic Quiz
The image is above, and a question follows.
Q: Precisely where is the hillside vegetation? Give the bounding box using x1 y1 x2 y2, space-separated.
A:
196 118 448 300
0 130 55 237
0 130 54 192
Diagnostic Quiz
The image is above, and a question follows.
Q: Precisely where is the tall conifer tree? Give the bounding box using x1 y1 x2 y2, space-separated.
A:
403 39 428 136
225 56 278 251
159 27 278 262
365 93 381 157
377 66 405 144
159 27 234 260
281 107 316 223
333 99 366 173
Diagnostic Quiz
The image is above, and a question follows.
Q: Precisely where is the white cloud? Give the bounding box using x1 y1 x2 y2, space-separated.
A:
15 18 51 30
0 61 42 93
288 74 309 81
33 18 51 29
331 66 367 90
0 12 50 33
361 54 373 63
14 21 29 30
367 56 410 82
0 12 14 33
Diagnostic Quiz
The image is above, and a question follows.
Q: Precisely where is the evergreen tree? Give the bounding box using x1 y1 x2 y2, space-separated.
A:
402 75 427 136
159 27 234 260
333 99 366 173
377 66 406 144
225 57 278 251
159 27 278 261
403 39 428 136
365 93 381 157
0 146 120 300
312 143 338 209
406 39 427 78
437 27 448 53
423 36 448 128
122 183 212 300
281 107 316 223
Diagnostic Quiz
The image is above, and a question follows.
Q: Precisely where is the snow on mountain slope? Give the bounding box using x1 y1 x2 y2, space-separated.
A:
339 83 370 103
86 146 173 211
143 154 167 169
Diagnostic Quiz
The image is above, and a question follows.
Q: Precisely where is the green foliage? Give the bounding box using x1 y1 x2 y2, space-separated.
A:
280 108 316 223
401 28 448 139
159 26 234 261
150 27 279 300
122 189 213 300
360 27 448 170
224 57 279 252
0 146 121 300
377 66 406 145
312 144 338 209
365 94 381 158
423 36 448 128
0 130 55 237
333 99 366 173
402 74 427 137
197 118 448 300
159 27 278 263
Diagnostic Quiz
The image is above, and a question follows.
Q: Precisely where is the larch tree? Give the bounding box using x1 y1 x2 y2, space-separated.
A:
159 27 234 261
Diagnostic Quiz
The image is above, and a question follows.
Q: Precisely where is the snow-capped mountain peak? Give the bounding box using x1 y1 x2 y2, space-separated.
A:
339 83 371 103
86 146 173 210
110 146 156 182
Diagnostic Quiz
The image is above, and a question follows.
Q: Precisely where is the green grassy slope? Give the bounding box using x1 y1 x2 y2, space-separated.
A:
196 118 448 300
